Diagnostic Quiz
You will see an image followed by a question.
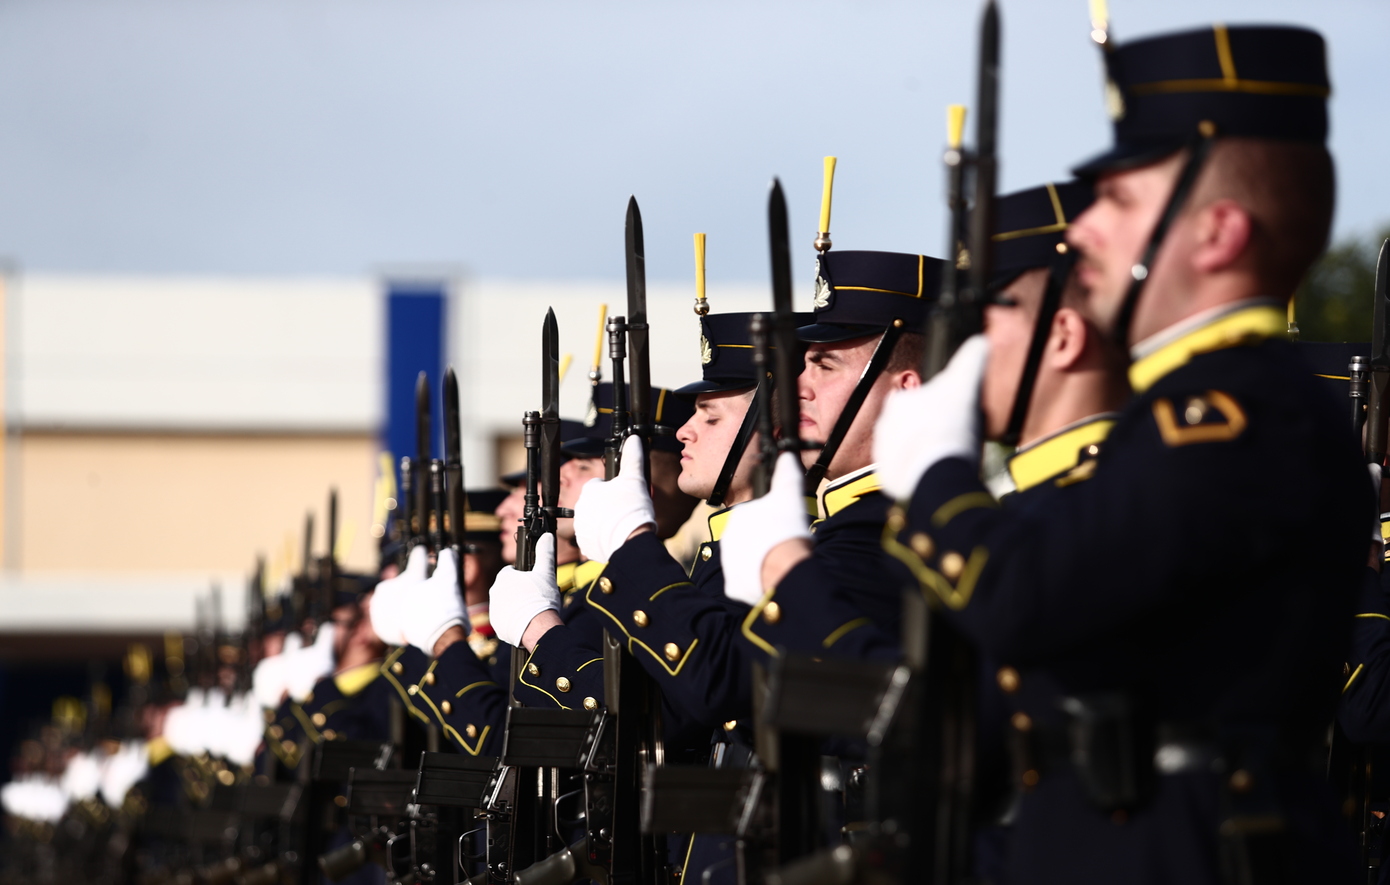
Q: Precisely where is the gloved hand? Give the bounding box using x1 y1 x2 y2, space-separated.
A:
251 645 291 710
722 453 813 607
98 741 148 809
488 533 563 648
286 622 336 702
574 435 656 562
60 751 101 802
399 547 467 654
370 545 431 646
874 334 990 500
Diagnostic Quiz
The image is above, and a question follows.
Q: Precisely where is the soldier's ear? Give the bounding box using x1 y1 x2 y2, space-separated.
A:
1048 307 1090 371
1190 198 1252 276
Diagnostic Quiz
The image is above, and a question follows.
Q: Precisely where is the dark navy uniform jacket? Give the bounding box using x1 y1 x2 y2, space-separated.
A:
1337 563 1390 742
739 467 901 661
885 302 1367 884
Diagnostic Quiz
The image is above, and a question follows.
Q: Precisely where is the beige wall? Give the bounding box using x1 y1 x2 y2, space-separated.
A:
14 431 380 576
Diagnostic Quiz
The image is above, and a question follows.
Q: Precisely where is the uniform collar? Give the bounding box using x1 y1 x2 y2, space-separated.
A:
333 661 381 697
818 464 881 519
1128 300 1285 393
558 559 605 596
708 507 733 542
1006 413 1119 493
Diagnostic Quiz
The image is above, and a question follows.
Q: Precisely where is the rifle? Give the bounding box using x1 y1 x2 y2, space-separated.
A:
416 372 434 555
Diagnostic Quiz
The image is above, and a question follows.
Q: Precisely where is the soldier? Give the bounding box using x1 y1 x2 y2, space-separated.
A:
742 23 1365 883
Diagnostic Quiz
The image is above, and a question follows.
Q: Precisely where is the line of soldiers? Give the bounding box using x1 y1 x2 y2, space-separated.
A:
6 6 1390 885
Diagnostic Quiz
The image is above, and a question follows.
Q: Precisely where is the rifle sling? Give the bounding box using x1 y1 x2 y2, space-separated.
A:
708 379 768 508
803 324 904 493
1112 135 1215 349
1002 250 1078 447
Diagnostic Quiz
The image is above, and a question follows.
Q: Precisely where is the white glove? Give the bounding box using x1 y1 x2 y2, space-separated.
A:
286 622 336 702
223 694 266 769
98 741 148 809
874 334 990 500
252 653 288 710
722 453 813 607
399 547 467 654
370 545 431 646
161 702 199 757
574 435 656 562
60 751 101 802
488 533 563 648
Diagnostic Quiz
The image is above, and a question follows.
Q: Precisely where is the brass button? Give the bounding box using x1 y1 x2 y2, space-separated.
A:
1229 769 1253 794
663 642 681 662
723 720 738 732
598 577 614 594
1198 119 1217 138
701 546 712 561
633 610 649 628
887 506 905 532
334 795 348 808
1010 712 1032 733
763 601 781 625
465 724 478 739
996 667 1020 694
1022 769 1040 788
556 677 572 693
940 551 965 580
268 724 283 739
583 697 598 711
1184 397 1208 425
526 663 540 677
1055 242 1068 255
424 671 436 686
391 661 404 675
322 729 337 741
1086 444 1100 456
910 532 934 559
282 740 297 755
311 713 327 728
441 700 453 715
407 684 419 695
217 769 236 786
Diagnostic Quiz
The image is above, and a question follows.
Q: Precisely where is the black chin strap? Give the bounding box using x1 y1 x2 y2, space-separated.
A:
1112 135 1216 349
1002 250 1079 448
802 323 905 495
707 379 767 508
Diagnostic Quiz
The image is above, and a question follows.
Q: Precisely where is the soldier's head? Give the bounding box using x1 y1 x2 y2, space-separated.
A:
798 252 941 479
497 420 587 563
459 490 506 605
674 312 772 506
981 182 1127 443
561 384 698 538
331 576 385 663
495 484 524 564
1065 25 1334 346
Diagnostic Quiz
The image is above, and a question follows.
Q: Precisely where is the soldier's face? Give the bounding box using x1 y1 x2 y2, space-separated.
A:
495 485 525 564
799 337 913 480
675 389 758 502
981 269 1049 441
1067 152 1187 344
556 456 603 540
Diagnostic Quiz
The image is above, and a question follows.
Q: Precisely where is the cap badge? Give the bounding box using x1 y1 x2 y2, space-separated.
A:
813 260 831 310
1104 78 1126 121
700 333 712 365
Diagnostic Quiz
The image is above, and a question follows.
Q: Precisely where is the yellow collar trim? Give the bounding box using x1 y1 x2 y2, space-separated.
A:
574 560 605 588
557 561 579 593
708 508 732 542
821 469 881 518
334 662 381 697
147 735 174 767
1007 415 1117 492
1129 303 1285 393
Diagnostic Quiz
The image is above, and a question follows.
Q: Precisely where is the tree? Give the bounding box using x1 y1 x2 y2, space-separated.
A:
1295 226 1390 343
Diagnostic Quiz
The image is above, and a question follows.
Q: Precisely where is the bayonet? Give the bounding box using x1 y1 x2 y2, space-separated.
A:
414 372 432 552
443 367 466 554
626 196 653 478
324 489 338 620
1367 239 1390 466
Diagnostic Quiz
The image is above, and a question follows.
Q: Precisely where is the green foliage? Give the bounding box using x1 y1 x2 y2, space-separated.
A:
1295 226 1390 343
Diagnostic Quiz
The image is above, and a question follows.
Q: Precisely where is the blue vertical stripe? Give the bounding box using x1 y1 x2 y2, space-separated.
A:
385 283 446 480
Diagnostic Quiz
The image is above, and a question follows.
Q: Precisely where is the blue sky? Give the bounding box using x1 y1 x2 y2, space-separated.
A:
0 0 1385 284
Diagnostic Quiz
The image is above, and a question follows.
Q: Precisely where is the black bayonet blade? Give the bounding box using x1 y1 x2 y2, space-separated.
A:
414 371 432 549
444 366 465 548
625 196 652 438
541 308 561 510
768 178 803 452
966 0 1000 307
1373 239 1390 368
